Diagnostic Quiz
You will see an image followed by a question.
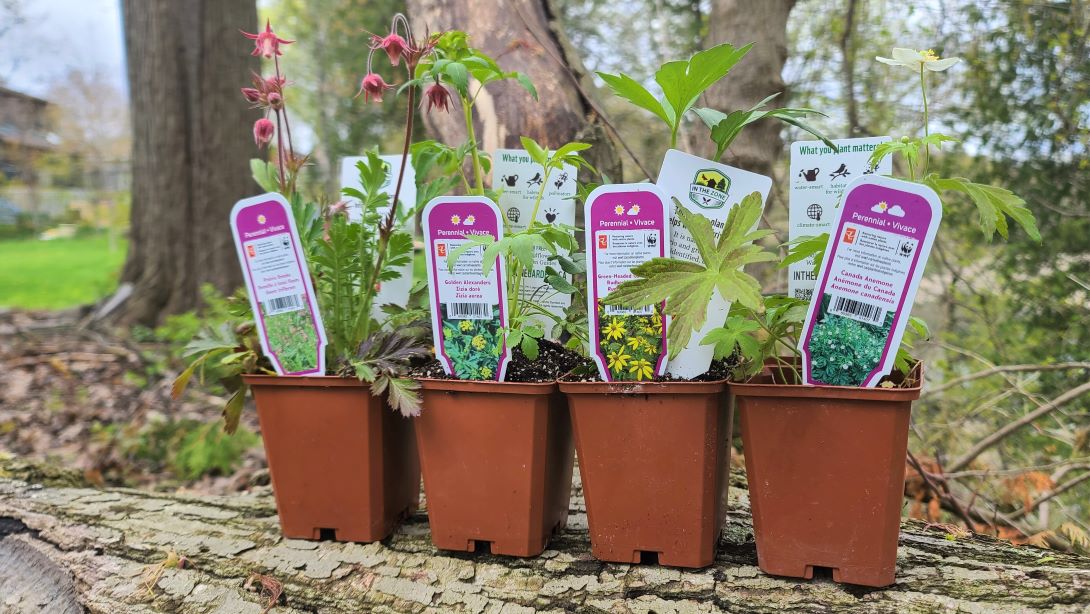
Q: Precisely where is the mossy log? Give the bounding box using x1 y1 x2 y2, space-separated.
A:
1 462 1089 613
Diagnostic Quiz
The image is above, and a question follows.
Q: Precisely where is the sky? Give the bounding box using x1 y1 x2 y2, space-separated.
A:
0 0 126 99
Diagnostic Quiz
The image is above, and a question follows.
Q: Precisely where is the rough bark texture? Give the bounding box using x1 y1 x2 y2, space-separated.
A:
2 461 1089 613
117 0 258 326
405 0 621 182
696 0 796 178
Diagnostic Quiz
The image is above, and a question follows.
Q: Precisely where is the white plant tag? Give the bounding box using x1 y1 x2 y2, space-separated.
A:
789 137 892 301
340 154 417 321
422 196 510 381
491 148 577 335
656 148 772 379
230 193 327 376
584 184 670 382
799 176 941 387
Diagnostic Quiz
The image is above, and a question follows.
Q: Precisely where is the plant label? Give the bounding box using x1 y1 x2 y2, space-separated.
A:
799 176 941 387
656 148 772 379
491 148 577 334
584 184 670 382
789 137 892 301
340 154 417 321
422 196 510 381
230 193 328 376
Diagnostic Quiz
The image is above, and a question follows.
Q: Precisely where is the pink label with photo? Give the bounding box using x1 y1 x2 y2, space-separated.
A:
230 193 327 376
799 176 941 387
583 184 670 382
422 196 510 381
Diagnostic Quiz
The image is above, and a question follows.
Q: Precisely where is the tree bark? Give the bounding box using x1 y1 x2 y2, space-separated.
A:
696 0 796 177
404 0 621 183
2 462 1089 613
116 0 258 326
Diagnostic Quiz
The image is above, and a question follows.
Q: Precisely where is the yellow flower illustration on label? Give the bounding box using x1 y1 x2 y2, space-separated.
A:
459 320 474 331
602 317 627 341
625 336 641 351
471 334 487 350
607 349 631 372
629 358 654 381
479 366 493 378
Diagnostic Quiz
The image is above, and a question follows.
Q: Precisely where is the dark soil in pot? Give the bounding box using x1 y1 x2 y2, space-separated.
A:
731 362 922 587
412 340 579 557
244 375 419 543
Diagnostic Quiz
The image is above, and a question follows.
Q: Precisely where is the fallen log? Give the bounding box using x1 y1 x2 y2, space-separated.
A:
1 461 1089 613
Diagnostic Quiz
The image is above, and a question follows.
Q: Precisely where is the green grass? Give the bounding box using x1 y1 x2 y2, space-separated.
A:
0 235 127 309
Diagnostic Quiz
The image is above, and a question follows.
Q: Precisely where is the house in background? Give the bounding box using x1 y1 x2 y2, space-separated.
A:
0 85 56 184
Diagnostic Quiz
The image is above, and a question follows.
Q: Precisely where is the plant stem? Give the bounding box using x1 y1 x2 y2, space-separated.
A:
920 65 930 176
274 56 295 158
273 110 287 194
462 96 485 194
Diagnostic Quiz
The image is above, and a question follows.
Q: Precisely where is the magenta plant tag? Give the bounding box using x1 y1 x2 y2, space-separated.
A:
230 193 327 376
584 184 671 382
799 176 941 387
422 196 510 381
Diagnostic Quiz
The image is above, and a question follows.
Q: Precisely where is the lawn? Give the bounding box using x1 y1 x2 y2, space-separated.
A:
0 234 127 310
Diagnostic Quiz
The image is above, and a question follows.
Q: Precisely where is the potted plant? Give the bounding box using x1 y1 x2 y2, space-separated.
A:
174 16 446 543
728 47 1041 587
557 43 834 569
407 31 593 555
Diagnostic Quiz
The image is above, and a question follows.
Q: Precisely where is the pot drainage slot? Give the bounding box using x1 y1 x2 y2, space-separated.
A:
318 528 337 541
471 540 493 555
810 565 836 580
638 551 661 565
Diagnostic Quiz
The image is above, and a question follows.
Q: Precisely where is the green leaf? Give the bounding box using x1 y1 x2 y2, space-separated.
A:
780 233 829 273
596 71 672 127
444 62 469 96
515 72 538 100
655 43 752 127
701 316 761 361
250 159 279 192
926 175 1040 241
222 385 248 435
520 135 549 167
520 334 539 360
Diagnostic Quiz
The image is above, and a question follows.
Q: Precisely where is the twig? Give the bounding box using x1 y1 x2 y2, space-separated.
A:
1007 469 1090 521
906 449 975 531
923 362 1090 398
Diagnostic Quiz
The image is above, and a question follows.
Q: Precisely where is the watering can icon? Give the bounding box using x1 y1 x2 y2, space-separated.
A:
501 174 519 187
799 168 820 182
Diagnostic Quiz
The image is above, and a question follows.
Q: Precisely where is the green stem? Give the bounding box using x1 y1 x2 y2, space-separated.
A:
670 122 679 150
920 65 930 176
462 97 485 194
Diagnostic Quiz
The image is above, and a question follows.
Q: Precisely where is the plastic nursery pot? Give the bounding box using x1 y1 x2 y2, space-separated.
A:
730 361 923 587
414 378 575 557
243 375 420 542
558 378 732 568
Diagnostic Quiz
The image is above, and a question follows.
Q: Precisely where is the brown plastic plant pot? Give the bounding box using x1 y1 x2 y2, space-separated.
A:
415 378 575 557
559 378 732 568
244 375 420 543
730 362 923 587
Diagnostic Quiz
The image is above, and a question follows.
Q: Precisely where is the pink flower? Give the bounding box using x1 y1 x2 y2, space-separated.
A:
267 91 283 109
241 20 294 59
356 73 392 102
263 75 287 90
240 87 262 104
423 82 452 113
377 33 408 66
253 118 275 148
328 200 349 217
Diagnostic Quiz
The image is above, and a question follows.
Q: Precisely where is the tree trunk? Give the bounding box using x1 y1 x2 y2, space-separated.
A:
116 0 258 326
2 461 1089 612
697 0 796 177
404 0 621 182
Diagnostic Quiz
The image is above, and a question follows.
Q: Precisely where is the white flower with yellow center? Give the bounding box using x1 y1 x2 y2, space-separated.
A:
876 48 960 72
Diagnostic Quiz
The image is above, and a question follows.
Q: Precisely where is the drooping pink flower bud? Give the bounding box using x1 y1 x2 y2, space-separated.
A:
264 75 287 91
267 91 283 109
423 82 452 113
253 118 275 148
328 200 349 217
240 87 262 104
355 73 392 103
241 20 294 59
378 33 408 66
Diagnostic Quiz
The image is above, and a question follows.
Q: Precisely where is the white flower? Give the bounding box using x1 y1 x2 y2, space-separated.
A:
876 48 960 72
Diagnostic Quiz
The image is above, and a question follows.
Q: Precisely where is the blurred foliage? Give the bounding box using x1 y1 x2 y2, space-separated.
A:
92 419 259 482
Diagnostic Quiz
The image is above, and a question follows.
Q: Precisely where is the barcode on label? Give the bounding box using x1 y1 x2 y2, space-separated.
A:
446 302 491 320
830 295 885 325
604 304 653 316
265 294 303 315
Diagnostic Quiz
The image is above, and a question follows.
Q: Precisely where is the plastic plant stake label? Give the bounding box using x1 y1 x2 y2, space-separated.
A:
799 176 941 387
656 148 771 379
789 137 892 301
422 196 510 382
230 193 327 376
492 148 577 334
584 184 670 382
340 154 417 321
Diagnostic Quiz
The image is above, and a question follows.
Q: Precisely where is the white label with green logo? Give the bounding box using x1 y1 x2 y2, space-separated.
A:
788 137 891 302
491 148 577 336
656 148 772 379
340 154 417 321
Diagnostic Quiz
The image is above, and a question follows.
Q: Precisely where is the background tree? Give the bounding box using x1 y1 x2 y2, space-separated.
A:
114 0 258 325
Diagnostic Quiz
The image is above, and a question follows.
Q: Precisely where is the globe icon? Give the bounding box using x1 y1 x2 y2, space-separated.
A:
806 203 823 221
